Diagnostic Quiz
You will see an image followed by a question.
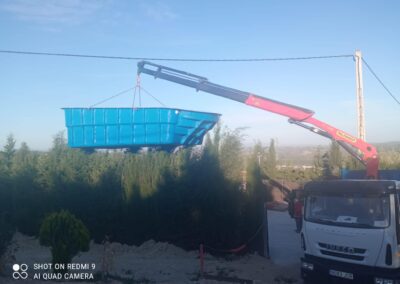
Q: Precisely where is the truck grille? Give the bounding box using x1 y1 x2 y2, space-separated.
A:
318 242 366 261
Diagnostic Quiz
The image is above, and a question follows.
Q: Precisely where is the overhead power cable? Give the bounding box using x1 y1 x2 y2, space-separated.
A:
362 58 400 106
0 49 353 62
4 49 397 106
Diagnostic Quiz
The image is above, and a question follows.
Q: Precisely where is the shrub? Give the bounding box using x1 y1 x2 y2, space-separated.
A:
39 210 90 273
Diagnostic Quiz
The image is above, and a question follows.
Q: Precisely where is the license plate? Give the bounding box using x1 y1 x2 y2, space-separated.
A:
329 269 354 280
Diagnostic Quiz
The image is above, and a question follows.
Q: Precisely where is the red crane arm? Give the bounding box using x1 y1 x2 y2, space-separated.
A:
245 95 378 178
138 61 379 178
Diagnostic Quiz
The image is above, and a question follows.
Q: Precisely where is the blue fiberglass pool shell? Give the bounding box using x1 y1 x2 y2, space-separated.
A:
63 108 220 150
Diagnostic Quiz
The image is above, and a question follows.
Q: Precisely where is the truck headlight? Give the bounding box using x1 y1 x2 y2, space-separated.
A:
301 261 314 271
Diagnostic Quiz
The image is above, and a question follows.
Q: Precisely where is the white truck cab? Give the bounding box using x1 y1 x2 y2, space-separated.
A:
301 180 400 283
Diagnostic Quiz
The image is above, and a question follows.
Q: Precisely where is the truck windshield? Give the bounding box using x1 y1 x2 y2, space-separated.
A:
305 194 390 228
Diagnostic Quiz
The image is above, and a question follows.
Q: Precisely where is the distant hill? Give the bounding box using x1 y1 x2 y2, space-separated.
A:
276 145 326 166
375 141 400 151
275 141 400 166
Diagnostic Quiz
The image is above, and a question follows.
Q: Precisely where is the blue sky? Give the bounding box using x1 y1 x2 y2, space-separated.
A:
0 0 399 150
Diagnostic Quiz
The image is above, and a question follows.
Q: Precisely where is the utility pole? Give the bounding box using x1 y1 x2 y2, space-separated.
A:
355 50 366 140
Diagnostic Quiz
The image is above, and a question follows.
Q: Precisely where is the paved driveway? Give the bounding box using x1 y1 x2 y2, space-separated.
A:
267 210 303 266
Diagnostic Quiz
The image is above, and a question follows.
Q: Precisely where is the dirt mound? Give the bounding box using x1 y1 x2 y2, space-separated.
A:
1 232 300 283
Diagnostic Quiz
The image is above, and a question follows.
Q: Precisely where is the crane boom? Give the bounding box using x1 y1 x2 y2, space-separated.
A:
137 61 379 179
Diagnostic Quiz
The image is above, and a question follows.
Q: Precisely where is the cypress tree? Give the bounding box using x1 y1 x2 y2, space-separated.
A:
266 139 277 178
3 134 16 172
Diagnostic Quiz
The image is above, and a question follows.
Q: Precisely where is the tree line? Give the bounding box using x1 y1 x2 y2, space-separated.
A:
1 126 399 259
0 126 271 258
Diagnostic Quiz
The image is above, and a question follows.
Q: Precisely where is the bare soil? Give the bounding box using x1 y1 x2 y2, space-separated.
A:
0 233 301 283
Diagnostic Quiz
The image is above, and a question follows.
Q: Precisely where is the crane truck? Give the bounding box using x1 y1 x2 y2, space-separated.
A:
138 61 400 283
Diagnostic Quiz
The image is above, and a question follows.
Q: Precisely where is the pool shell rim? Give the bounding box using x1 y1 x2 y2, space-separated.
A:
63 107 221 149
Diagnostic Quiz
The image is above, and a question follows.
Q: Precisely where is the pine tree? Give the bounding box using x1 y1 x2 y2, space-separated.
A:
211 123 221 156
219 127 244 183
3 134 16 172
322 153 333 179
328 141 343 176
11 142 36 178
313 146 323 178
265 139 277 178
